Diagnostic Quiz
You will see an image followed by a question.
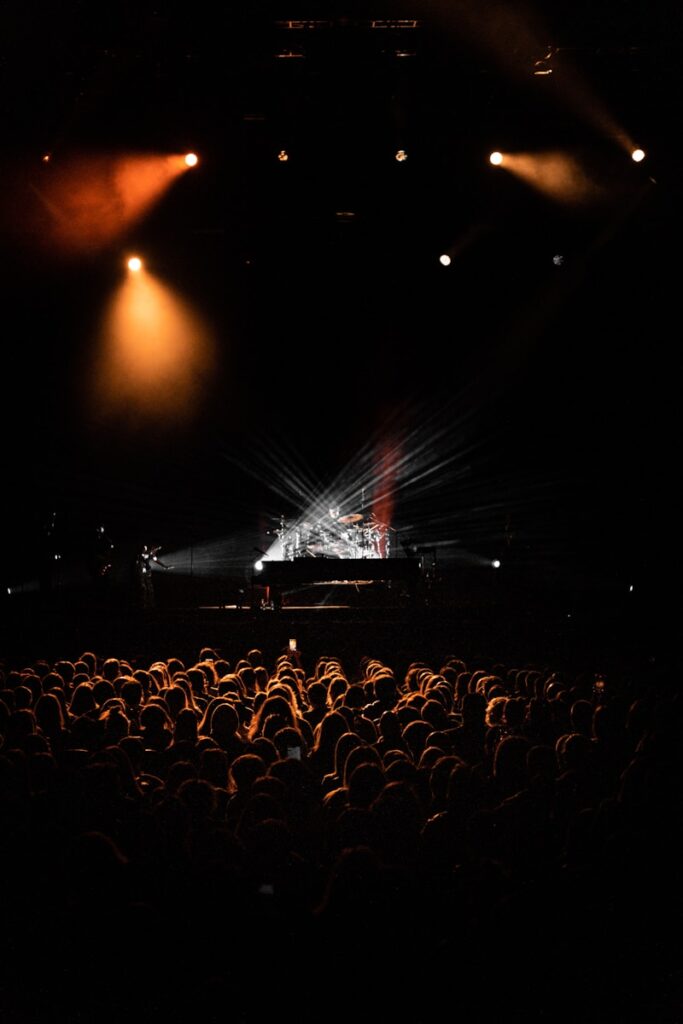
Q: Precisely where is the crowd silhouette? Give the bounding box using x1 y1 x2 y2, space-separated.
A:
0 643 679 1022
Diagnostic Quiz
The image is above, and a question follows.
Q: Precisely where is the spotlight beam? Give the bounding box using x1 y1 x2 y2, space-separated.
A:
244 400 486 568
238 380 568 574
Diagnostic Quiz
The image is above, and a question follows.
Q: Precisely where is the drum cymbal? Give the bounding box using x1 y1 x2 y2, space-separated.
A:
338 513 363 524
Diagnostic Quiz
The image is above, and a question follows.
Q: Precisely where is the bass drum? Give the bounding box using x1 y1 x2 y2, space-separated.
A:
358 526 384 558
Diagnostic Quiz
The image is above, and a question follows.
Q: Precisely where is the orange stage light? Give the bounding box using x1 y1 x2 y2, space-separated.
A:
29 153 191 253
499 151 604 205
372 440 399 557
90 269 215 425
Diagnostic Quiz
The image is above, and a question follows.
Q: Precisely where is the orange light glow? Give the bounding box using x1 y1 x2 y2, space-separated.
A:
184 152 199 167
372 440 399 557
631 148 646 163
277 150 289 162
489 151 504 166
42 153 51 164
91 268 215 424
29 153 190 253
500 151 604 205
439 254 452 266
127 256 143 272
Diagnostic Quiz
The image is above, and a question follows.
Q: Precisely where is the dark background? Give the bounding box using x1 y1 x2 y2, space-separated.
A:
0 2 679 606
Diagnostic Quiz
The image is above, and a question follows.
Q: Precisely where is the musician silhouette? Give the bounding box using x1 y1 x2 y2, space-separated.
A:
38 510 61 597
135 544 169 609
90 524 114 580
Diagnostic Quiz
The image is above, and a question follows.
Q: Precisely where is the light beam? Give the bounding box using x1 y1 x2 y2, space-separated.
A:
90 266 215 425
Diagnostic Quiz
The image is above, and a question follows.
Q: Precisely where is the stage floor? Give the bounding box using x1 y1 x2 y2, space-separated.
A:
0 588 670 680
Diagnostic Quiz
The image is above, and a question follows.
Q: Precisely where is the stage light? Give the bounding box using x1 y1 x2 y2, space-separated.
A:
629 584 634 592
184 152 199 168
489 151 503 166
34 154 193 254
501 151 603 205
631 148 645 163
93 267 215 424
553 254 564 266
439 254 452 266
395 149 408 162
255 559 264 572
278 149 289 162
6 587 11 595
492 559 501 568
532 47 555 76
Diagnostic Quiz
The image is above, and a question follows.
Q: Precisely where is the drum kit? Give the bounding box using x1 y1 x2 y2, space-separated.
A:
276 509 391 561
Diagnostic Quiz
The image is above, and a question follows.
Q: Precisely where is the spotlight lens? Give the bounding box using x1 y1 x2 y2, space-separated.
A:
490 151 504 166
255 559 264 572
277 149 289 162
127 256 143 272
184 152 199 167
492 559 501 568
439 254 452 266
395 149 408 162
631 148 645 163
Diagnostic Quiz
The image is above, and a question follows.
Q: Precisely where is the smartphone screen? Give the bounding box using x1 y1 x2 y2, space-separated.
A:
287 746 301 760
289 638 297 651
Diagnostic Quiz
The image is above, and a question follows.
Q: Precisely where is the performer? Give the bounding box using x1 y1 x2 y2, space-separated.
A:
89 524 115 584
135 544 170 609
38 510 61 596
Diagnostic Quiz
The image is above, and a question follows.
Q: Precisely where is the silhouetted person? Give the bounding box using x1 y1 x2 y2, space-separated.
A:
38 509 61 599
87 523 115 602
135 544 169 609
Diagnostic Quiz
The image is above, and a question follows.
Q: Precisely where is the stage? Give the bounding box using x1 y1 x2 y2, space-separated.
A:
253 555 422 608
0 561 669 677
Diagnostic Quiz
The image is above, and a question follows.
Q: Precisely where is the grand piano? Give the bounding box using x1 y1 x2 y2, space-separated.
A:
254 557 422 605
